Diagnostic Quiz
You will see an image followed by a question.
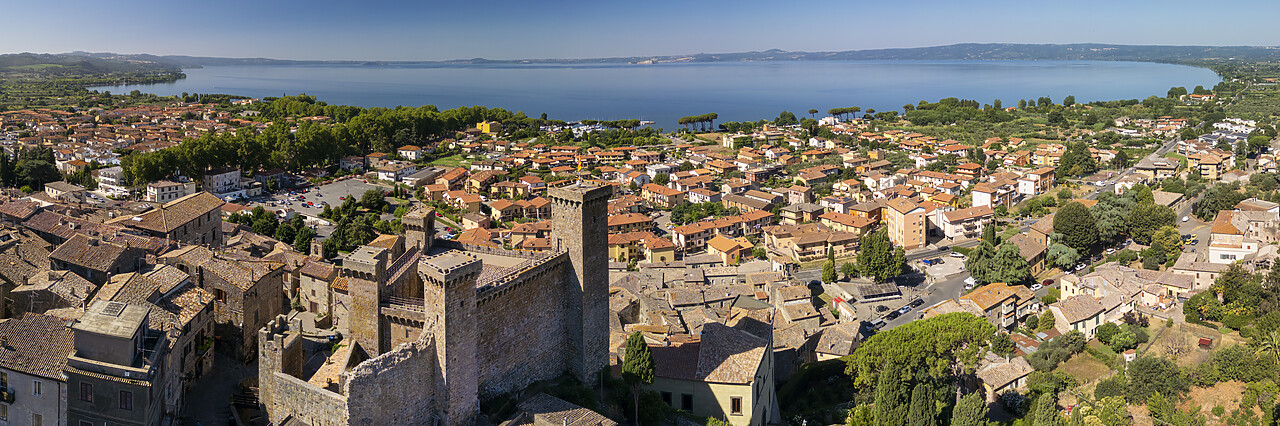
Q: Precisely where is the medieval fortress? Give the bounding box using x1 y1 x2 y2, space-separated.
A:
259 183 611 425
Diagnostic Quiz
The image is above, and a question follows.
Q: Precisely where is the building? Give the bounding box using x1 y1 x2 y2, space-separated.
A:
257 183 611 425
883 198 926 250
66 301 169 426
1017 167 1056 196
159 246 285 361
959 282 1038 330
397 145 423 160
145 180 197 203
95 166 130 198
1048 295 1106 339
707 235 754 265
122 192 225 247
202 167 243 198
975 357 1033 403
940 205 994 240
1208 210 1259 264
644 323 778 426
44 181 86 203
642 183 685 209
0 314 74 426
49 234 147 285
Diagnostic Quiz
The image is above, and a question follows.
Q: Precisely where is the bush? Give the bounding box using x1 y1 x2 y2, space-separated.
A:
1095 375 1128 400
1212 405 1225 416
1096 323 1122 344
1222 313 1254 331
1109 331 1137 352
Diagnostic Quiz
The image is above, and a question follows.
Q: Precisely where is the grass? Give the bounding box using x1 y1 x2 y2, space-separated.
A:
430 154 469 168
1059 351 1111 384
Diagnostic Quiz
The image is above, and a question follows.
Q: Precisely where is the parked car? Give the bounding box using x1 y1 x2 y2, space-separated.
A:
910 298 925 307
949 251 965 258
964 277 976 287
1030 283 1043 291
875 305 890 313
886 311 901 320
1105 248 1115 254
1042 279 1054 286
899 305 913 314
1182 216 1189 222
1075 263 1087 272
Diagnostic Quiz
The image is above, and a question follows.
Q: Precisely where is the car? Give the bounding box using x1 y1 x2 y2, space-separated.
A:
1030 283 1043 291
936 245 950 251
1182 216 1190 222
867 319 886 330
964 276 976 286
886 311 901 320
910 298 925 307
875 305 890 313
1043 279 1054 286
1106 248 1116 254
949 251 965 258
1075 263 1087 272
898 305 913 314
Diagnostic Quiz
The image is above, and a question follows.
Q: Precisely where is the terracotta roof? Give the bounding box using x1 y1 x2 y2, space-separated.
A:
1211 211 1242 235
943 205 994 222
960 282 1031 310
649 322 767 384
514 393 618 426
1052 295 1105 323
0 313 75 380
128 192 224 233
976 357 1033 390
49 234 132 272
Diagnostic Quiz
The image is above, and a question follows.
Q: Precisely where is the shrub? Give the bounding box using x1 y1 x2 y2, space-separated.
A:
1212 405 1225 416
1094 375 1128 400
1096 323 1122 344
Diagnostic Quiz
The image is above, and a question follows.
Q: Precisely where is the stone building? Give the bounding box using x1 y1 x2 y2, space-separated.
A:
0 313 75 426
258 182 611 425
160 245 285 361
65 301 169 426
122 192 225 247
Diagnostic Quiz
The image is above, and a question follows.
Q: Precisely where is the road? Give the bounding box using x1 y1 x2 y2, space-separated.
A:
1084 136 1180 200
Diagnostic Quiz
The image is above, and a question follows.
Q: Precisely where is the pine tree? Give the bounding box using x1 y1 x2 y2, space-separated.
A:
907 383 937 426
873 364 910 426
950 392 989 426
1032 394 1063 426
988 243 1032 285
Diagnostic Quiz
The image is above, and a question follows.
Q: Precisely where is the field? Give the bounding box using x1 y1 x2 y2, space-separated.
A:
430 154 469 168
1059 351 1111 384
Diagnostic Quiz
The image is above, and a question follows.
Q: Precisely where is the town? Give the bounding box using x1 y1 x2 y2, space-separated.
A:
0 67 1277 426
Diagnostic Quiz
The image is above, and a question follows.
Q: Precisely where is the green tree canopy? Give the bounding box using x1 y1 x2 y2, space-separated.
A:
858 227 905 282
1127 202 1175 245
988 242 1032 285
845 313 995 388
1054 202 1099 255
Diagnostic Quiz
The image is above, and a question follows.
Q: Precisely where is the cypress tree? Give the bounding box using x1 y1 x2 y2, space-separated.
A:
873 364 909 426
950 392 989 426
907 383 937 426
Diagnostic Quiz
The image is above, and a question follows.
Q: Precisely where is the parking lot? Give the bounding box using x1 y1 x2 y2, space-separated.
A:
240 177 392 238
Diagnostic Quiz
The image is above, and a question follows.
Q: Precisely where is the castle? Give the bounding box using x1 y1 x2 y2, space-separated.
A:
258 183 611 425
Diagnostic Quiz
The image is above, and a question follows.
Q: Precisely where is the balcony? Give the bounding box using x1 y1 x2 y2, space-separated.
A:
0 387 13 404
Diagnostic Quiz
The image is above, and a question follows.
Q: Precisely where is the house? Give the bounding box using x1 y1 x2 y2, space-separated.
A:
397 145 423 160
158 246 286 361
1208 210 1259 264
883 198 926 250
49 234 147 285
1134 157 1179 180
608 231 678 264
721 194 773 213
377 161 418 182
66 301 170 426
643 323 778 426
1017 167 1056 196
781 185 813 205
122 192 225 247
940 206 994 240
146 180 197 203
1006 233 1048 276
1049 295 1106 339
0 313 74 426
707 235 754 265
817 212 876 236
959 282 1039 330
976 357 1034 403
687 188 722 204
44 181 86 202
607 213 654 233
779 203 824 225
642 184 685 209
201 168 243 198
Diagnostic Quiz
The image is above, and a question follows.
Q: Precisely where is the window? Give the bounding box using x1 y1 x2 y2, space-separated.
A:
661 391 672 406
119 390 133 411
79 382 92 402
31 413 40 426
32 380 39 396
681 393 693 411
731 396 743 415
0 404 6 421
80 421 93 426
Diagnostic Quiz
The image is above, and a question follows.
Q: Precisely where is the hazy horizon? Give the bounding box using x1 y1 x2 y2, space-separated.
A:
4 0 1279 62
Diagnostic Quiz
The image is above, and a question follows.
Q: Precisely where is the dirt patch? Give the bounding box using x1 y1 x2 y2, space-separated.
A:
1059 352 1111 384
1179 381 1259 423
1145 323 1221 368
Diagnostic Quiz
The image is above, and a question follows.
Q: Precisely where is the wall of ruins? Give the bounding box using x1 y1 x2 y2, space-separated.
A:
344 336 441 425
474 257 573 396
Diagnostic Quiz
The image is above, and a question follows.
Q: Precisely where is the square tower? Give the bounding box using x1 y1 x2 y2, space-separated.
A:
548 182 611 384
403 205 437 252
343 246 389 356
420 252 482 426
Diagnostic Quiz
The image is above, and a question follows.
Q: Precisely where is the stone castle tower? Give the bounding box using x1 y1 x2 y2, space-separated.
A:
344 246 390 354
548 183 611 383
421 252 481 426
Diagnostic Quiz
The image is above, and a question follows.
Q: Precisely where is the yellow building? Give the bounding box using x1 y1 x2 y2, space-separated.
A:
477 120 503 135
643 322 779 426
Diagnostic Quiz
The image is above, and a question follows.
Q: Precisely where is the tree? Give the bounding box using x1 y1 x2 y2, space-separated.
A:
1195 183 1246 221
846 313 996 388
1047 243 1079 270
1058 142 1098 177
950 392 988 426
1047 110 1066 126
774 111 799 126
1096 322 1122 344
991 332 1015 358
822 260 837 284
873 364 910 426
1110 149 1131 169
858 228 904 282
652 173 669 186
907 383 938 426
1054 202 1099 255
1018 99 1027 109
294 227 316 255
752 246 766 260
1032 393 1064 426
1141 241 1166 270
1109 330 1137 352
1063 95 1076 107
808 108 819 118
1150 226 1182 253
1126 183 1154 205
967 224 999 284
1128 203 1174 245
1254 329 1280 366
1039 311 1056 331
988 243 1032 285
622 332 655 421
1125 357 1188 403
361 189 385 211
841 262 856 279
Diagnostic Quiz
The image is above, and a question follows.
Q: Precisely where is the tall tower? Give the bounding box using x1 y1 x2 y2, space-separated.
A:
344 246 389 356
420 252 481 426
548 183 611 384
403 206 437 252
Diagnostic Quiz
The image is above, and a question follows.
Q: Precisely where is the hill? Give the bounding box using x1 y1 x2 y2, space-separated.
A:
0 53 181 77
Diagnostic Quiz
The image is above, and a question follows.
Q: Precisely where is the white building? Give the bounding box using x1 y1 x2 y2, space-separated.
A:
94 166 130 198
202 167 245 199
146 180 198 203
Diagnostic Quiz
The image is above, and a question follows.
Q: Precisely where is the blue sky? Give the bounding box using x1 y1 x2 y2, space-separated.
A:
3 0 1278 60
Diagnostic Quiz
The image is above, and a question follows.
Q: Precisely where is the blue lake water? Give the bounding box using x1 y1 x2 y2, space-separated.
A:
93 60 1220 129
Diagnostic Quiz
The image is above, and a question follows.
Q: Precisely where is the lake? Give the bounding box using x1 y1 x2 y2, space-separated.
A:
93 60 1220 129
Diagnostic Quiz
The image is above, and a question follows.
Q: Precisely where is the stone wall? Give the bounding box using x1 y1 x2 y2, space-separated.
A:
435 239 545 259
475 259 572 396
269 373 348 426
344 336 440 425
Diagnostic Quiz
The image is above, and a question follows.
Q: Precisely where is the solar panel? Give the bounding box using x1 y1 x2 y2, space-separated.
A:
102 301 126 317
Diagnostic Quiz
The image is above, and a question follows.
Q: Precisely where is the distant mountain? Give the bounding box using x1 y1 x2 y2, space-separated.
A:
0 52 181 76
30 43 1280 68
